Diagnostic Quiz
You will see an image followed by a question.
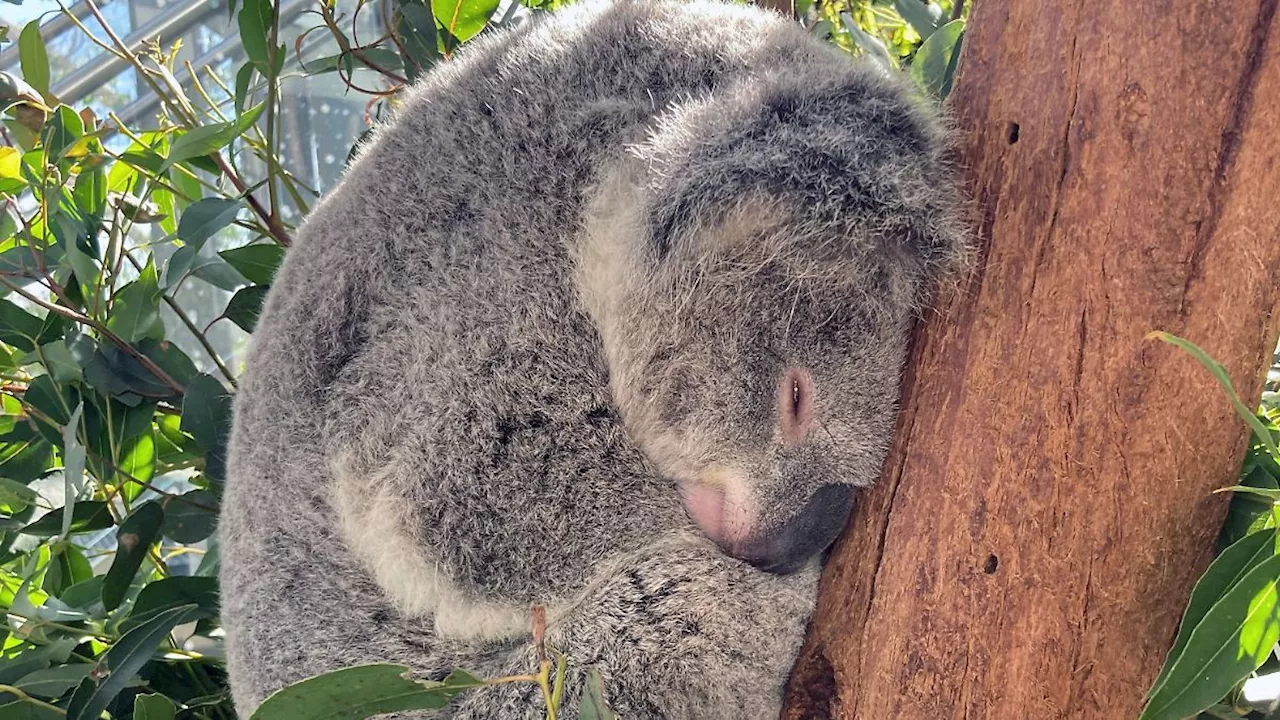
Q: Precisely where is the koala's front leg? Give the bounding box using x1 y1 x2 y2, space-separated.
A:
448 531 818 720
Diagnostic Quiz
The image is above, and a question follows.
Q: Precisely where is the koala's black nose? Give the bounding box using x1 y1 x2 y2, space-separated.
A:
739 484 855 575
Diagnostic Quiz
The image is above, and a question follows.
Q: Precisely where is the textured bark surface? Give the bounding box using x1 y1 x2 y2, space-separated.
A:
784 0 1280 718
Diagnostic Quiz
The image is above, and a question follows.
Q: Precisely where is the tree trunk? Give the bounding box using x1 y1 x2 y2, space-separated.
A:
784 0 1280 718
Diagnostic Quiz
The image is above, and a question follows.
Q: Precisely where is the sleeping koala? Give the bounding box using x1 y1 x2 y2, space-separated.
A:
219 0 967 717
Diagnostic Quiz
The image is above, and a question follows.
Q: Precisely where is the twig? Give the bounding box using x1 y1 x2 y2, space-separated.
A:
0 684 68 714
121 250 239 388
0 276 185 394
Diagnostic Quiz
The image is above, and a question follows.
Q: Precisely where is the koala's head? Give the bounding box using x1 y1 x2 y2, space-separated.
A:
577 60 967 575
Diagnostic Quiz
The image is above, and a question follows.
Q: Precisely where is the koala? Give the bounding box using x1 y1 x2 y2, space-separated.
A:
219 0 966 718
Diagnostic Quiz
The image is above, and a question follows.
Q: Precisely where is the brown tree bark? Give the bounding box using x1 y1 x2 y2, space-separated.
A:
784 1 1280 718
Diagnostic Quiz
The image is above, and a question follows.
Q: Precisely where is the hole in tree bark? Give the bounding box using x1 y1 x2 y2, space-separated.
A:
1006 122 1020 144
983 554 999 574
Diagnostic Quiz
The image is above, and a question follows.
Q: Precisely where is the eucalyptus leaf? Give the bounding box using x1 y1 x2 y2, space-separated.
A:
250 664 487 719
160 490 218 544
579 668 620 720
840 13 895 68
910 19 964 98
432 0 501 44
65 604 199 720
177 198 242 251
105 258 164 343
122 575 218 632
133 694 177 720
1141 554 1280 720
239 0 274 70
41 105 84 161
20 500 111 537
223 285 270 332
893 0 944 39
220 244 285 285
162 104 265 170
0 699 65 719
18 21 50 100
1149 529 1279 696
102 502 164 611
13 663 94 699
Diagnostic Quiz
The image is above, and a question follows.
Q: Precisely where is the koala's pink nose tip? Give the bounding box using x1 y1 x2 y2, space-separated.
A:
779 366 815 446
679 484 725 544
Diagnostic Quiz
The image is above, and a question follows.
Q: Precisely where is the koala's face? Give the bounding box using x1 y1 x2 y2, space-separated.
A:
578 67 965 574
617 263 909 575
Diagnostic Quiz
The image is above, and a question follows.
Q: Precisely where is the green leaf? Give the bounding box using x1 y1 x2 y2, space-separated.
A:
106 258 164 343
1149 529 1279 695
101 502 164 611
121 575 218 632
239 0 274 70
20 501 112 536
190 255 248 291
578 668 620 720
220 243 285 285
910 19 964 98
160 490 217 544
1140 554 1280 720
37 339 84 384
71 163 107 227
0 423 55 484
18 21 50 100
250 664 488 720
894 0 944 39
82 345 176 402
65 604 199 720
119 431 156 501
235 63 256 116
1151 332 1280 462
24 373 76 447
397 2 440 79
177 198 241 251
0 146 28 194
180 374 231 454
0 394 20 436
432 0 501 44
41 105 84 161
60 402 85 540
223 285 269 332
0 300 45 352
42 543 92 597
59 576 102 610
0 477 38 512
13 663 93 698
162 103 265 170
840 13 895 68
133 694 177 720
181 374 231 483
195 533 219 577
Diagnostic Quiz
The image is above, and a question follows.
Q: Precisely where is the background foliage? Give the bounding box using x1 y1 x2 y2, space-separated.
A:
0 0 1266 719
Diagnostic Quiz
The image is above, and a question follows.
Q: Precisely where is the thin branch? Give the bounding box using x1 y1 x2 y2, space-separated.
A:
122 250 239 388
0 276 185 394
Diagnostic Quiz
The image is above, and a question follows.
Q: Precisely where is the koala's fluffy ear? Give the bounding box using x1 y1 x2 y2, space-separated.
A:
634 58 969 299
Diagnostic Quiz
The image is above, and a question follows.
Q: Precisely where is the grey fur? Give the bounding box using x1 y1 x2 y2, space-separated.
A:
220 1 966 717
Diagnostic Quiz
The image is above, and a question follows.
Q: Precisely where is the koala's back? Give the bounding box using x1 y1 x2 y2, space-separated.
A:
221 1 916 715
